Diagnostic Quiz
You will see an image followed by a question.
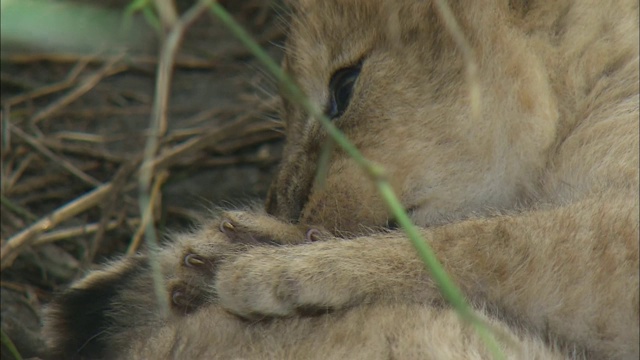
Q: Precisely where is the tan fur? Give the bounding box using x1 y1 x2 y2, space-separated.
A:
126 304 574 360
45 218 576 359
43 0 639 359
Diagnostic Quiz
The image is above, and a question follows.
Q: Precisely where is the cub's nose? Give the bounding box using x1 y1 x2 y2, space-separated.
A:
264 158 313 223
265 181 297 220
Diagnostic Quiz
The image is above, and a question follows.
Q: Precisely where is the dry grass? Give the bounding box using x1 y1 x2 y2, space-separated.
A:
0 1 283 358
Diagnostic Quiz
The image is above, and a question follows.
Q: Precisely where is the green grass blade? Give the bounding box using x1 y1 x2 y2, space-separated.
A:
208 3 504 359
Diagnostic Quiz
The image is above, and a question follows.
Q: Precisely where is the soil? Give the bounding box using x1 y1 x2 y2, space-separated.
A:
0 1 285 358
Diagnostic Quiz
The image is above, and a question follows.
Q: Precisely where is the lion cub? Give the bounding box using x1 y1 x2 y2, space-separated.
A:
44 0 638 359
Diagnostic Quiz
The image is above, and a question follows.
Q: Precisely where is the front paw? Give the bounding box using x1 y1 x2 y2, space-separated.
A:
216 210 331 245
214 244 360 320
169 211 330 314
169 252 220 314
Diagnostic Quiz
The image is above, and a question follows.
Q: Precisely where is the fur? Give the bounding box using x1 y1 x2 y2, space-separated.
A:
43 0 639 359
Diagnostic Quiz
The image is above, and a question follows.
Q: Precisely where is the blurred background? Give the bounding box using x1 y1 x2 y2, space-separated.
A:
1 1 284 358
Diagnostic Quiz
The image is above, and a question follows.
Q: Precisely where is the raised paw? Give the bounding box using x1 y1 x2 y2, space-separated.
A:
168 210 332 314
214 242 366 320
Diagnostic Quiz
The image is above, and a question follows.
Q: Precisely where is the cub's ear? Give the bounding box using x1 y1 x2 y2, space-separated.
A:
43 255 148 360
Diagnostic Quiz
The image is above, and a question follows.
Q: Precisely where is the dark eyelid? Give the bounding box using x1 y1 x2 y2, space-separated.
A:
328 58 364 87
326 59 365 119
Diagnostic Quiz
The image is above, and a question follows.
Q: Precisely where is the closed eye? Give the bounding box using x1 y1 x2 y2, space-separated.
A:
326 64 362 119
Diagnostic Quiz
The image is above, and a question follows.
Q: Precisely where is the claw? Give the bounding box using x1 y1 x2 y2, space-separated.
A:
172 291 185 306
184 254 205 267
219 220 235 233
305 228 321 242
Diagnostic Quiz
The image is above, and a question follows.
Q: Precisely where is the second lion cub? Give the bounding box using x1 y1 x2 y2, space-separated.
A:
45 0 639 359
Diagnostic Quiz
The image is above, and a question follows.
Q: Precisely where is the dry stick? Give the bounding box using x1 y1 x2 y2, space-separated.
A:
20 188 78 205
174 106 232 128
151 113 255 171
0 280 50 300
33 219 140 246
87 157 141 263
58 105 153 118
0 195 38 222
172 154 275 168
1 212 28 240
2 58 91 107
53 131 121 143
6 169 92 197
3 153 36 194
209 3 504 360
0 183 113 269
165 98 279 140
1 58 270 265
168 106 241 133
40 138 127 163
171 135 282 168
0 116 256 268
30 55 127 125
10 125 101 187
55 104 196 118
214 130 282 154
0 129 210 266
0 281 30 293
139 0 211 318
128 171 168 255
1 53 217 69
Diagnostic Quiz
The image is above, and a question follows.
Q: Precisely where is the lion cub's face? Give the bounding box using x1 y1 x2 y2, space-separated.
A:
267 0 559 233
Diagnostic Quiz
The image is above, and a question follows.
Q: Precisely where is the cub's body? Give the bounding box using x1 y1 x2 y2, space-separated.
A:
44 0 639 359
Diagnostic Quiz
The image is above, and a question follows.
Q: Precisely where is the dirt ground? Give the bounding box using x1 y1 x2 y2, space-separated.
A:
1 1 284 358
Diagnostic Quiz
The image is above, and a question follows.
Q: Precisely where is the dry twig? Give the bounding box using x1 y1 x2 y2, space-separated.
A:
30 55 127 125
138 0 212 317
87 157 141 262
33 219 139 246
128 170 168 255
2 59 91 107
10 125 102 187
1 183 113 269
1 53 217 69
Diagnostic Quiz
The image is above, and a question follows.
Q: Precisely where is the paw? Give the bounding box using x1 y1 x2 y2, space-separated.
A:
216 210 331 245
214 243 362 320
169 253 218 314
169 211 330 314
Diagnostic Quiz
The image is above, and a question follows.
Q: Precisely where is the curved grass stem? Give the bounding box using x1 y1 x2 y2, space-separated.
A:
209 3 504 359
